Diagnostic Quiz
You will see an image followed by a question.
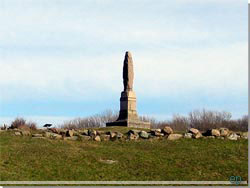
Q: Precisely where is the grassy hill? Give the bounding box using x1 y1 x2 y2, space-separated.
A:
0 128 248 184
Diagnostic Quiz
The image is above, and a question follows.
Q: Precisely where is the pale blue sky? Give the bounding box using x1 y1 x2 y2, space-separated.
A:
0 0 248 126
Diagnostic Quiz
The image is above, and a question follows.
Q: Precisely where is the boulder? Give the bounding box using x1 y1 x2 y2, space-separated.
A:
32 134 43 137
207 136 215 139
188 128 200 135
128 130 140 135
192 132 202 139
228 133 238 140
44 132 53 138
101 135 110 141
241 132 248 139
203 129 220 137
14 132 21 136
66 130 74 137
219 128 230 137
109 132 116 139
94 135 101 142
162 126 173 135
167 134 183 140
211 129 220 137
115 132 123 139
139 131 149 139
184 133 192 139
88 130 97 137
79 129 89 136
21 130 31 136
51 133 62 139
128 133 139 140
97 131 105 135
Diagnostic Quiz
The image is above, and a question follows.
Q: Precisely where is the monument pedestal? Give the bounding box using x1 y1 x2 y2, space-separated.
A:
106 91 151 129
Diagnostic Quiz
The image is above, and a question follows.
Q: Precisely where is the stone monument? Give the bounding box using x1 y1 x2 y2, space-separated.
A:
106 51 151 128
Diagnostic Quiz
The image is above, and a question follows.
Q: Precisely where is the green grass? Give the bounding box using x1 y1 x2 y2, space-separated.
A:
0 129 248 182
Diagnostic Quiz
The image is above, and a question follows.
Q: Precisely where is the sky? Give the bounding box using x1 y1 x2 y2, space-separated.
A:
0 0 248 126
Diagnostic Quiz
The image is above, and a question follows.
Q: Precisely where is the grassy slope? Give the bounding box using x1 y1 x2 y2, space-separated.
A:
0 129 248 182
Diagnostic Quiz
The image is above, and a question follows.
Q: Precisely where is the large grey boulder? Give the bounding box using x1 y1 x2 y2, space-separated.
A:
139 131 149 139
211 129 220 137
88 130 97 137
192 132 202 139
167 134 183 140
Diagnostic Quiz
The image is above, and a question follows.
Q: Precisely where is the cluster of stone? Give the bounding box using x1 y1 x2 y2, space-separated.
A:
6 126 247 141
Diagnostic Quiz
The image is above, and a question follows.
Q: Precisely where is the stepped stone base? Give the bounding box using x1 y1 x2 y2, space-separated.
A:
106 119 151 129
106 91 151 129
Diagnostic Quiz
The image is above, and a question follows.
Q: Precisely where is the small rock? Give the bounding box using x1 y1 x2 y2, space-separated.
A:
79 129 89 136
99 159 118 164
184 133 192 139
162 126 173 135
219 128 230 137
94 135 101 142
228 133 238 140
51 133 62 139
44 132 53 138
189 128 200 135
97 130 105 135
139 131 149 139
21 130 31 136
66 130 74 137
109 132 116 138
32 134 43 137
14 132 21 136
167 134 183 140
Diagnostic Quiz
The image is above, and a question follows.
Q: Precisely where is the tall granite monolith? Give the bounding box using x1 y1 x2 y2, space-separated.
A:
106 51 151 129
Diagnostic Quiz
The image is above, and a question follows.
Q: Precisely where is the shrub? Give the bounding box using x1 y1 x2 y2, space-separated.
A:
10 118 26 129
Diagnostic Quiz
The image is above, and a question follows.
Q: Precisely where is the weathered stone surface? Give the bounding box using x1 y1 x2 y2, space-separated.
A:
97 131 105 135
123 51 134 92
66 130 74 137
109 132 116 139
44 132 53 138
188 128 200 135
219 128 229 137
216 136 224 140
162 126 173 135
21 130 31 136
101 135 110 141
88 130 97 137
228 133 238 140
184 133 192 139
139 131 149 139
115 132 123 139
211 129 220 137
241 132 248 139
15 132 21 136
167 134 183 140
192 132 202 139
94 135 101 142
32 134 43 137
51 133 62 139
79 129 89 136
79 135 91 141
128 133 139 140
